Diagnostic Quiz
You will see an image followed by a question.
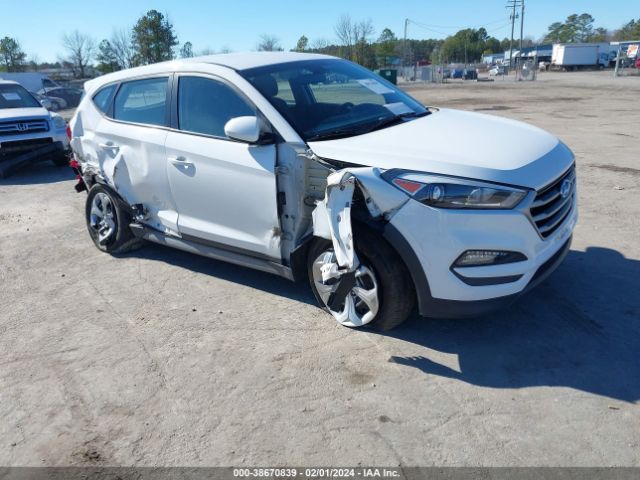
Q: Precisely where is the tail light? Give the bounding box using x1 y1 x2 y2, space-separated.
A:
66 125 71 141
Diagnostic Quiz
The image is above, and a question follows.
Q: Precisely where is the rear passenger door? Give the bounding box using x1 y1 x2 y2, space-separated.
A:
164 74 281 260
94 76 179 232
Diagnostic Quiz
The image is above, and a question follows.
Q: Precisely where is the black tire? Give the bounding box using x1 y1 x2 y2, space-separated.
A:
49 101 60 112
85 184 143 254
307 228 415 331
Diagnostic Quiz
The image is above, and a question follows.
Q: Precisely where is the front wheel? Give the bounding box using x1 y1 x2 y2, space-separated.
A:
307 229 415 330
85 184 143 254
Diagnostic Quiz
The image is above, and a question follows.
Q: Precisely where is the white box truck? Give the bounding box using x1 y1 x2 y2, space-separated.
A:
551 43 611 70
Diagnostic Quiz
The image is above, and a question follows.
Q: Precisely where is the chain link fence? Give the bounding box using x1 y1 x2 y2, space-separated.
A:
398 61 540 84
515 59 538 81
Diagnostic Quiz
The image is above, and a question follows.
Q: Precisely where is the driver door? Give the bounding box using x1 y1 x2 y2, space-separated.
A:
165 74 281 260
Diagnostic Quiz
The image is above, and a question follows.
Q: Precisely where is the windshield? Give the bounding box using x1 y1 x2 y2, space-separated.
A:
0 84 42 109
240 59 428 141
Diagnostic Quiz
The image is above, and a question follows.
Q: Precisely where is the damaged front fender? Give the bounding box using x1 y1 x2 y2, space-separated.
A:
312 166 410 274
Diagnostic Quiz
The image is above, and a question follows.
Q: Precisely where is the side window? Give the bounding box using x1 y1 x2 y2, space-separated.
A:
113 77 168 126
92 85 116 114
178 76 254 138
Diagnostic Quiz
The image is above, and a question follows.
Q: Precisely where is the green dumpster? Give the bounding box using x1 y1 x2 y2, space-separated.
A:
376 69 397 85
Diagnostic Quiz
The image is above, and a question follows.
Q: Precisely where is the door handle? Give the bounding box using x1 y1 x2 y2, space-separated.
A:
99 143 119 152
169 155 193 166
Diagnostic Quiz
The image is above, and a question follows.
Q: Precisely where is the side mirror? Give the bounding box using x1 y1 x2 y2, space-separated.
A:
224 116 264 144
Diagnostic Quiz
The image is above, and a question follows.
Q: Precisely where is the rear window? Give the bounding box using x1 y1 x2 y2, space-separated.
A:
0 84 41 109
92 85 116 114
113 77 168 126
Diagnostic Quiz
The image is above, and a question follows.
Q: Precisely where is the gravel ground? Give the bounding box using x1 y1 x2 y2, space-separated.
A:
0 71 638 467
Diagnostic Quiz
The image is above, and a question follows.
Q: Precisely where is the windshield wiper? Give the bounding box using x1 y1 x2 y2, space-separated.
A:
358 110 430 135
306 110 430 142
306 127 364 142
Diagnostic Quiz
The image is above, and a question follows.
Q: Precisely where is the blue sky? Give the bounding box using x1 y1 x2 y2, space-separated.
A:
3 0 636 62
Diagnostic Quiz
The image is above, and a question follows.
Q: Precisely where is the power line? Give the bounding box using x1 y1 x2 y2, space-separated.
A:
406 22 451 37
407 19 513 38
485 21 515 37
400 14 517 72
408 18 510 31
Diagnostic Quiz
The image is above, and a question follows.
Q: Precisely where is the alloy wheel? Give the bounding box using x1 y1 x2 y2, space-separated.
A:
89 192 116 245
312 250 380 327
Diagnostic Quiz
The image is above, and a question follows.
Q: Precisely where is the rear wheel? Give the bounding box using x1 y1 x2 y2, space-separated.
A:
85 184 143 254
307 229 415 330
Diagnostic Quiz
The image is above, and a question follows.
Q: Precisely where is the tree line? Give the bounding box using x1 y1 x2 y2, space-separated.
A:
1 11 640 76
543 13 640 44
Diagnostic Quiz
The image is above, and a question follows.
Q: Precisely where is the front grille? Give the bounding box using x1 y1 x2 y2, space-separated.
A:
530 166 576 238
0 118 49 136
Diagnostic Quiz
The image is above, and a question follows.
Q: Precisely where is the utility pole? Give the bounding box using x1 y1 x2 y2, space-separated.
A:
403 18 409 79
519 0 525 57
506 0 518 70
464 31 469 66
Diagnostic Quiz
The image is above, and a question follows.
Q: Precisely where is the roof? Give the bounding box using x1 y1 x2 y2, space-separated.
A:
183 51 333 70
610 40 640 46
84 51 335 93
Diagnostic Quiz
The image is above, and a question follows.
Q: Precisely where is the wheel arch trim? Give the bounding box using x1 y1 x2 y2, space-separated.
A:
382 222 432 317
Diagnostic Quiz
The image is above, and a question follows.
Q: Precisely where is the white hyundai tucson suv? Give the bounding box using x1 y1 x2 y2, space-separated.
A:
69 52 577 330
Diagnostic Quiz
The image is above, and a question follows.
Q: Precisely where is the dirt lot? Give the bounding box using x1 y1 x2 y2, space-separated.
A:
1 71 638 467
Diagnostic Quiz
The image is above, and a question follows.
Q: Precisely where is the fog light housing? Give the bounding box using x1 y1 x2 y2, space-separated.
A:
453 250 527 267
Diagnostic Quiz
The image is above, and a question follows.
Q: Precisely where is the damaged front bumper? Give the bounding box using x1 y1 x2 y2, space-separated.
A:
385 195 577 317
312 166 577 319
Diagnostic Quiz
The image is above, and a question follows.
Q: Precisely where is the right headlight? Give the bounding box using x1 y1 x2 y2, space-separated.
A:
382 169 526 210
51 114 66 130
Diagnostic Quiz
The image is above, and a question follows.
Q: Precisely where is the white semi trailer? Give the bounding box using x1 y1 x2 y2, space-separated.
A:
551 43 612 70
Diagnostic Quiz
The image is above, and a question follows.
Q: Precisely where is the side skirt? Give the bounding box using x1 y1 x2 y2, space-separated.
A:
129 223 294 281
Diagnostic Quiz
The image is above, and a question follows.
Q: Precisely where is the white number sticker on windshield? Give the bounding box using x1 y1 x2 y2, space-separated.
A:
2 92 22 101
356 78 394 95
384 102 413 115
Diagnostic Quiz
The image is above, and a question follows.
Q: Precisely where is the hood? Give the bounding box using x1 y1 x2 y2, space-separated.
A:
307 108 574 191
0 107 50 121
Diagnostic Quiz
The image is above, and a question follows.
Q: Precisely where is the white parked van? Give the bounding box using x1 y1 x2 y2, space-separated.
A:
69 52 577 330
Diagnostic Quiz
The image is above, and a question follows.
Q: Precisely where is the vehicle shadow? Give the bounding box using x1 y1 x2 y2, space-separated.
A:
381 246 640 403
128 242 317 306
0 162 74 185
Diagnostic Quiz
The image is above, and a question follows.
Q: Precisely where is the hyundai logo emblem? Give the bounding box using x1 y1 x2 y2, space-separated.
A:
560 178 572 199
17 123 28 132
